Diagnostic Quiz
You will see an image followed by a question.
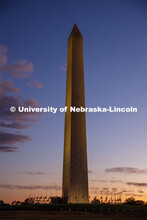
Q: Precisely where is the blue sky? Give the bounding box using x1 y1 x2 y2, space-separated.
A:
0 0 147 203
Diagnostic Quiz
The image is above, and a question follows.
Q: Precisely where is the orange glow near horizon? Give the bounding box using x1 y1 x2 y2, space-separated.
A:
1 187 147 204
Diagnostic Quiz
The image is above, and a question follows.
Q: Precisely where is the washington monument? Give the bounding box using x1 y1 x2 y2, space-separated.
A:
62 24 89 203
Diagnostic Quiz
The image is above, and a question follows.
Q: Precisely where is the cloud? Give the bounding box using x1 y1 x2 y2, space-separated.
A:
88 170 93 174
125 193 143 198
90 187 138 197
59 62 67 71
0 59 34 78
27 79 43 88
0 94 40 123
24 171 49 175
0 184 61 190
132 194 143 197
103 187 109 190
0 45 41 88
120 189 134 193
0 146 18 152
0 131 31 145
0 45 43 153
105 167 147 174
98 188 117 195
0 80 21 96
0 122 32 129
90 187 117 195
0 45 34 78
24 98 39 107
90 179 122 183
138 190 144 193
90 187 99 190
0 44 7 68
112 188 117 192
0 85 41 152
127 182 147 187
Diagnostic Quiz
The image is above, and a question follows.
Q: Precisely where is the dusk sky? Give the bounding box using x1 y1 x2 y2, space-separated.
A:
0 0 147 203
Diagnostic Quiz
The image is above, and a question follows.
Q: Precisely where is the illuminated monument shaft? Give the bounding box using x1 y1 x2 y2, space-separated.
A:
63 24 89 203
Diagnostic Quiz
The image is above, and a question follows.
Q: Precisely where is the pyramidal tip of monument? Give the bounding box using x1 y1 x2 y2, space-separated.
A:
70 24 82 37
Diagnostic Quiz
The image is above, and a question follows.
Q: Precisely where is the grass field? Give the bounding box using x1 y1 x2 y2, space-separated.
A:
0 210 147 220
1 204 147 219
1 203 147 211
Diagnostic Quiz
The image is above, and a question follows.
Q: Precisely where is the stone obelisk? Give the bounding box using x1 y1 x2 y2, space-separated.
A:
62 24 89 203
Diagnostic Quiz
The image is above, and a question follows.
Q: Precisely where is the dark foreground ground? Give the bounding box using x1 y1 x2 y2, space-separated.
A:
1 210 147 220
1 204 147 220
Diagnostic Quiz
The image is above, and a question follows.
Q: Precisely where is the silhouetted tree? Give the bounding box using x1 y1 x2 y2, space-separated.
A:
11 200 21 205
0 200 4 206
50 197 64 204
24 197 34 205
91 196 100 204
135 200 145 206
124 197 136 205
0 200 9 206
124 197 145 206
